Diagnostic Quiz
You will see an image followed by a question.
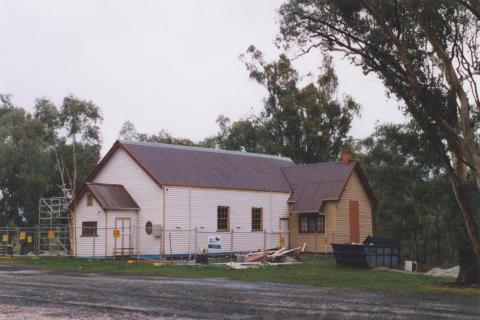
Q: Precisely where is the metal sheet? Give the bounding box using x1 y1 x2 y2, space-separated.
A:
122 141 295 192
87 183 139 210
76 141 374 214
282 162 357 212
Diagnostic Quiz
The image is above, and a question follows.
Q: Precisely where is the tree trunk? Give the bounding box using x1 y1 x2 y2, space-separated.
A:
72 134 77 198
71 135 77 256
458 235 480 285
450 178 480 284
436 210 442 266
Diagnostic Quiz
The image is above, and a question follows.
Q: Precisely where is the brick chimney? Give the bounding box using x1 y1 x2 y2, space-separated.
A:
341 147 353 163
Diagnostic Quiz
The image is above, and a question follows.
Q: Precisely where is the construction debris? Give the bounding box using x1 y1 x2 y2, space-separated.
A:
225 262 260 269
425 266 459 278
229 244 306 268
224 260 302 269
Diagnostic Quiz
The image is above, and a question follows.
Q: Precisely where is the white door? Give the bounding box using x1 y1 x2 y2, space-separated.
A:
115 217 132 256
279 218 289 248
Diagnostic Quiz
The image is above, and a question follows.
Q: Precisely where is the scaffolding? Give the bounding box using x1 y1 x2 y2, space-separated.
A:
38 197 71 255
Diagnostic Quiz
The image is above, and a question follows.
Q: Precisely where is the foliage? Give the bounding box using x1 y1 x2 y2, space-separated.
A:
118 52 359 165
0 95 102 226
359 123 465 267
278 0 480 284
59 96 102 144
0 96 52 225
210 50 360 163
118 120 200 147
209 114 268 153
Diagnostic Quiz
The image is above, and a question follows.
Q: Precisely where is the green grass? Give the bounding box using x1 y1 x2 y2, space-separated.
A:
1 255 477 296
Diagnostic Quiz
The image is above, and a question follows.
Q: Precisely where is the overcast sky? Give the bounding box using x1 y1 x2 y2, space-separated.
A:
0 0 405 154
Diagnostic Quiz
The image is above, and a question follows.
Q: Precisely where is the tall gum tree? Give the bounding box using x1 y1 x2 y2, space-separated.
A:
59 96 103 255
278 0 480 283
231 47 360 163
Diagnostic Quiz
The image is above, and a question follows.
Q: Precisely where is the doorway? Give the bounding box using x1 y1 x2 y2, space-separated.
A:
279 218 289 248
114 217 132 257
349 201 360 243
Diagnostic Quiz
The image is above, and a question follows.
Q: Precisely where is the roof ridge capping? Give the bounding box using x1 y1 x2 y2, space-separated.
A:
289 160 358 168
120 140 294 162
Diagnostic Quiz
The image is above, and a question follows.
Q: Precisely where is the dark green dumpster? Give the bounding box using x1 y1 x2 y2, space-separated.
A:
332 236 400 268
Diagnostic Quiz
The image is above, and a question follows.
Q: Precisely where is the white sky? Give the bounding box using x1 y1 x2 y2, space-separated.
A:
0 0 405 154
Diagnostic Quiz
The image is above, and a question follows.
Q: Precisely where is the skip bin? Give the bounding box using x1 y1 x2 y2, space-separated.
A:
331 243 369 267
332 236 400 268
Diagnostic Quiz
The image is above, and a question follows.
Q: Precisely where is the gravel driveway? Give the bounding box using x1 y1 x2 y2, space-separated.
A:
0 265 478 319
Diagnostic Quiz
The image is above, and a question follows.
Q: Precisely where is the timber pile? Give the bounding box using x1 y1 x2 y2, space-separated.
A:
236 244 306 264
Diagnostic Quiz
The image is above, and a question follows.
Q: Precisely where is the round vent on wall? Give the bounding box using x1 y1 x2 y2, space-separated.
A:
145 221 153 235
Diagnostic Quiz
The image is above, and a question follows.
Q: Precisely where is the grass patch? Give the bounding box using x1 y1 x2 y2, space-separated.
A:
1 255 477 296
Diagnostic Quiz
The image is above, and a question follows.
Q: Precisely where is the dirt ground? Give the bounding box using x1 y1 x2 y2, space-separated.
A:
0 265 478 320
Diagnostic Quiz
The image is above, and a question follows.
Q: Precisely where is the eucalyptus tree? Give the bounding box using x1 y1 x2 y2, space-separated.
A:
215 49 360 163
279 0 480 283
59 96 103 195
360 123 462 268
0 96 53 225
118 121 198 146
0 94 103 226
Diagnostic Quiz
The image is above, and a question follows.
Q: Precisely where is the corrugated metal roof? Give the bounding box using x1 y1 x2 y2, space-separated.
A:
282 161 358 213
120 140 295 192
74 140 374 213
86 183 139 210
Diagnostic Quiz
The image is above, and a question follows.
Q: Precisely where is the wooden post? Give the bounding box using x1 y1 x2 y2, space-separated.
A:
194 227 198 260
263 229 267 264
230 229 234 263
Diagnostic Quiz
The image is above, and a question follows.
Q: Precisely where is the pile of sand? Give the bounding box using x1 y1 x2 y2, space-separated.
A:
425 266 459 278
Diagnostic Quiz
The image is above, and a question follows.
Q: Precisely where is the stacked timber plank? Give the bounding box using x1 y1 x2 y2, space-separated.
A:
225 244 306 269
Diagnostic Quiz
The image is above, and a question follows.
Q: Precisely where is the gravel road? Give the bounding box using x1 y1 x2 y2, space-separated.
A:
0 265 478 319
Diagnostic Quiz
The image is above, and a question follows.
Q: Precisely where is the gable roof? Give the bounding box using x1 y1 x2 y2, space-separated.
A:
282 161 375 213
86 140 295 193
83 183 139 211
78 140 374 212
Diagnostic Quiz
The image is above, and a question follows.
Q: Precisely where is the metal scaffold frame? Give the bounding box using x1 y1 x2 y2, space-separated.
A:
38 197 71 255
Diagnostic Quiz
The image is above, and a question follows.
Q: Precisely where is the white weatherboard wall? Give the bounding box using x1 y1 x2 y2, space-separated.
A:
75 195 105 257
164 187 290 255
74 195 138 257
75 147 291 257
92 148 164 257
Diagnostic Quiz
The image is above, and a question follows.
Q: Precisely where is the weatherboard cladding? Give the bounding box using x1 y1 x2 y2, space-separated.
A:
86 183 139 210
